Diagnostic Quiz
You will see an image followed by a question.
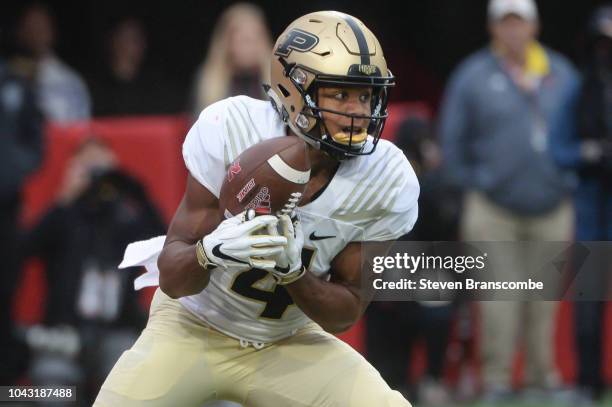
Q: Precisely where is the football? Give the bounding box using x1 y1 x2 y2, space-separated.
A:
219 135 311 218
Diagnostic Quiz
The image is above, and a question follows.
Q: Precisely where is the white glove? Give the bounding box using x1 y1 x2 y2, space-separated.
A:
268 214 306 285
201 212 287 271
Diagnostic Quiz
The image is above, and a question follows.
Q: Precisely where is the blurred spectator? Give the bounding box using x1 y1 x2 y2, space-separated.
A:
88 18 181 116
192 3 272 115
550 4 612 404
0 53 43 383
439 0 577 402
395 117 461 241
13 3 91 123
366 116 461 406
20 138 165 404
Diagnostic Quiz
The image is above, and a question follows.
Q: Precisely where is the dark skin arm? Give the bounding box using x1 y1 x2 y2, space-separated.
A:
158 174 222 298
286 242 376 333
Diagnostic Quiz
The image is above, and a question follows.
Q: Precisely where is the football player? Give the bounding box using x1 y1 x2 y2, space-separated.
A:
95 10 419 407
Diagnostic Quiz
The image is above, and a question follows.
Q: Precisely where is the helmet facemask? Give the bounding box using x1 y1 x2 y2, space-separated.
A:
267 11 395 160
271 60 394 160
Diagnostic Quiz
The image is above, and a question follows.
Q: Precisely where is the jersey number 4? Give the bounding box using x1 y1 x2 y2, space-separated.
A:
230 248 316 319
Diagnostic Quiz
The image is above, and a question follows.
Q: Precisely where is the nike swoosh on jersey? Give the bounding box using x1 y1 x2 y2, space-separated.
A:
212 244 249 265
309 232 336 241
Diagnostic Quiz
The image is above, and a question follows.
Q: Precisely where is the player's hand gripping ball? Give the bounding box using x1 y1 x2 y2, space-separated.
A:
267 213 306 285
200 211 287 271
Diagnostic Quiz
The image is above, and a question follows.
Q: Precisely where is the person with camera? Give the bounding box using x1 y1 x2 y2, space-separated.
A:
21 137 165 405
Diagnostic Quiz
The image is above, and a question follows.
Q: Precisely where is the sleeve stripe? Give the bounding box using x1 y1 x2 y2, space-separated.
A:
381 160 413 212
233 105 256 145
237 100 264 143
337 153 388 212
223 143 230 167
227 112 247 153
225 115 241 161
345 154 404 213
364 168 404 212
359 166 403 212
228 103 255 147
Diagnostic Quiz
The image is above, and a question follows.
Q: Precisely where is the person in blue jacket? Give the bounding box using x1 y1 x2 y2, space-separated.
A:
550 5 612 405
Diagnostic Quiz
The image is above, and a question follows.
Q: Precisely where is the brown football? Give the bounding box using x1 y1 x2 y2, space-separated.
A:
219 135 311 218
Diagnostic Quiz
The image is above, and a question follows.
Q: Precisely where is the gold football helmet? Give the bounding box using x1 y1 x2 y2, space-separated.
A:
266 11 395 159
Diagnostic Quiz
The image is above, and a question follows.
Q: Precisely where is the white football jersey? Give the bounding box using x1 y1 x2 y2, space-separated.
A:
179 96 419 344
